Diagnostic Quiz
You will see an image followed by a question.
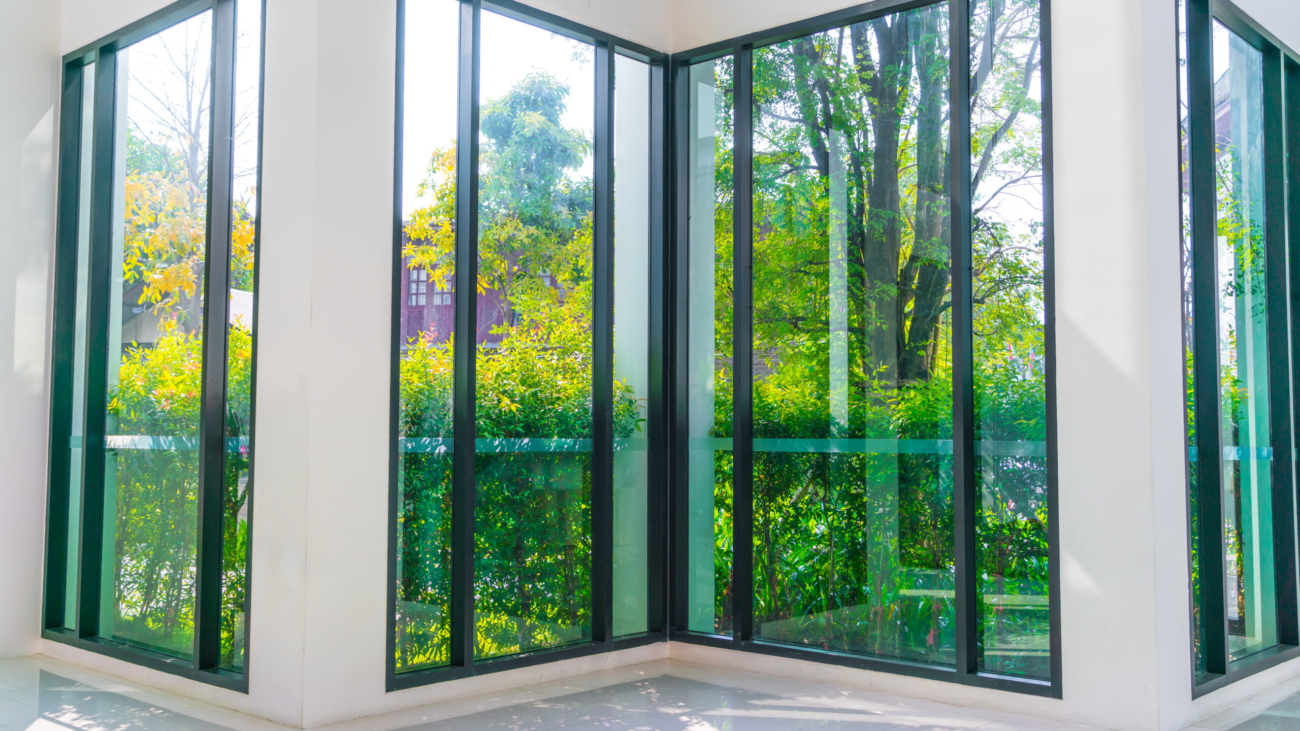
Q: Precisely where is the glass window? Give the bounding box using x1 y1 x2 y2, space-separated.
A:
970 0 1050 680
749 3 954 665
686 55 734 636
99 10 214 659
220 0 263 674
1211 19 1275 664
395 0 459 674
473 10 595 660
613 52 651 638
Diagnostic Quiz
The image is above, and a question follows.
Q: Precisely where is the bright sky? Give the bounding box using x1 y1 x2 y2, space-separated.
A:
401 0 595 217
122 0 262 211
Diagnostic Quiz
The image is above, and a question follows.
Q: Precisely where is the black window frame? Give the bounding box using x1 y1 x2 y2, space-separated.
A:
666 0 1062 699
1182 0 1300 698
41 0 266 693
386 0 671 692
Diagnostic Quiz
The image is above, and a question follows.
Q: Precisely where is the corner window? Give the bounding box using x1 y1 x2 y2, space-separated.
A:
1180 0 1299 690
390 0 665 685
676 0 1057 692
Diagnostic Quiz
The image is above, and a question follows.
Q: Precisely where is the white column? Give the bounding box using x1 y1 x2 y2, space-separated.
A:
0 0 60 660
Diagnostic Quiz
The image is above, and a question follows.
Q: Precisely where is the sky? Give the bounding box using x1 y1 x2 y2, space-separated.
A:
401 0 596 217
122 0 262 210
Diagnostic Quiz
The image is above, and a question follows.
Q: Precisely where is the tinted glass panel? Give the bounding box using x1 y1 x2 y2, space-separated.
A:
474 10 595 660
395 0 459 674
64 61 97 632
970 0 1050 679
749 5 954 665
1212 20 1275 664
686 56 734 636
613 52 652 638
100 11 213 659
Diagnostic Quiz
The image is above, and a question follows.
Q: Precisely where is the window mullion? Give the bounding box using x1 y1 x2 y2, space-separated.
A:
733 41 754 645
949 0 977 680
1187 0 1229 678
450 0 481 672
194 0 238 672
592 40 616 647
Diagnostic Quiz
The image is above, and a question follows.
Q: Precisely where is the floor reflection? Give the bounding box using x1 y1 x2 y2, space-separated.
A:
34 671 234 731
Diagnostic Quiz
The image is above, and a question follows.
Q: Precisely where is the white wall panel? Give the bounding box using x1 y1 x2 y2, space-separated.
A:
0 0 61 660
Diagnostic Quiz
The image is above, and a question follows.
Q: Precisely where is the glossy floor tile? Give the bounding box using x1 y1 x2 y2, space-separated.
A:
1184 676 1300 730
0 655 1086 731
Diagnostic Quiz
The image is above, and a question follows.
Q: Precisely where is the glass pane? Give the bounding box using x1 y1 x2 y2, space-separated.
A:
64 60 98 632
750 5 954 665
1212 20 1275 664
686 56 734 636
218 0 263 674
100 11 213 659
474 10 594 660
1177 0 1205 678
613 52 651 638
970 0 1050 679
396 0 458 674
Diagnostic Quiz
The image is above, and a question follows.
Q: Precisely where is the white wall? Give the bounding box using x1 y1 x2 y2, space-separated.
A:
0 0 61 661
1053 0 1167 725
518 0 671 52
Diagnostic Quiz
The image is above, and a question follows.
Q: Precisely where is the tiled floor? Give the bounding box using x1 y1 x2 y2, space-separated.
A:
0 654 1297 731
1185 673 1300 730
0 655 1084 731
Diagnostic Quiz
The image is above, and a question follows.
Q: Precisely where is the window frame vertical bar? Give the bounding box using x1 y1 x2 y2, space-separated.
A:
195 0 238 671
1186 0 1229 678
45 60 88 632
647 57 669 637
1260 43 1298 649
670 59 691 636
386 0 408 691
732 42 754 645
1040 0 1063 693
592 38 616 648
450 0 481 672
948 0 976 680
1287 61 1300 621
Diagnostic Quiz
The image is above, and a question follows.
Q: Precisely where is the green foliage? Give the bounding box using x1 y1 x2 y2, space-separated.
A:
106 322 253 666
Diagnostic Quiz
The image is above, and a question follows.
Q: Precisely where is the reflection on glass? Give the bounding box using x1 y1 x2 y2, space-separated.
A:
749 6 954 666
1212 20 1275 664
613 53 651 638
474 10 594 660
395 0 458 674
99 11 213 659
686 56 734 636
218 0 262 674
65 61 97 632
970 0 1050 679
1177 0 1206 678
